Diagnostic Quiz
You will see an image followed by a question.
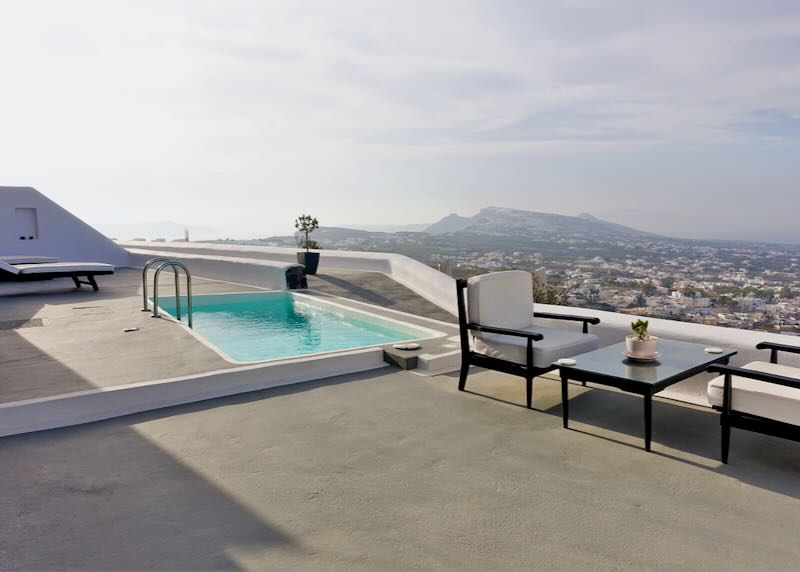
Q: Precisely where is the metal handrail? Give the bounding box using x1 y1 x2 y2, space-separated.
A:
152 261 193 328
141 257 174 311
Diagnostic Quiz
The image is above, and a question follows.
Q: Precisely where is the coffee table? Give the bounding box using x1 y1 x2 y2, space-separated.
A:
557 339 736 451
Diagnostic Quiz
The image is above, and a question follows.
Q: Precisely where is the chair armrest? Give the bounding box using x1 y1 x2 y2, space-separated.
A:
534 312 600 333
468 323 544 341
756 341 800 364
707 364 800 390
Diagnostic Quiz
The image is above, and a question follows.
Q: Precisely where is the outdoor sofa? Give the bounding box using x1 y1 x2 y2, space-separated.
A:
707 341 800 463
456 270 600 408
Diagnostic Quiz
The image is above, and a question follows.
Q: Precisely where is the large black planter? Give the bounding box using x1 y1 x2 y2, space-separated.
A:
297 251 320 275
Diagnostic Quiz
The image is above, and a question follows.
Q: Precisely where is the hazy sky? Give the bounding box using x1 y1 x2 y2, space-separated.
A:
1 1 799 241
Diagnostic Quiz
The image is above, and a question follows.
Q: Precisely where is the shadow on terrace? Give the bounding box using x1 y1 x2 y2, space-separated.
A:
0 342 298 570
448 367 800 500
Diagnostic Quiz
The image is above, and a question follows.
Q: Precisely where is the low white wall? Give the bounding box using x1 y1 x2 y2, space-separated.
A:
128 248 301 290
0 186 130 266
534 303 800 368
119 241 457 313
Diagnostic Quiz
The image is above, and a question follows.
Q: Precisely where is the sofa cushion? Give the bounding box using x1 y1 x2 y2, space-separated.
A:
14 262 115 275
707 361 800 426
473 324 599 369
467 270 533 330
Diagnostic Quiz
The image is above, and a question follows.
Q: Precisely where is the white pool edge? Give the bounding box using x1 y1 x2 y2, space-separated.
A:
0 347 388 438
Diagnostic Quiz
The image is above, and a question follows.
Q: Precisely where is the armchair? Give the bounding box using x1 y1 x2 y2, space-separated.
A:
456 271 599 408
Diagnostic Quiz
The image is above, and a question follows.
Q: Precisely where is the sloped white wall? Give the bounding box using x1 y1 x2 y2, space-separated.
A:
118 240 458 314
127 248 300 290
0 186 130 266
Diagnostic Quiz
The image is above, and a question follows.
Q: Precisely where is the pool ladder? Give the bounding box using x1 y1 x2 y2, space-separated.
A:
141 257 193 328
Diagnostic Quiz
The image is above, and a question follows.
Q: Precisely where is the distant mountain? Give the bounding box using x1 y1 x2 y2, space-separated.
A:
425 207 656 239
248 207 658 252
425 213 473 234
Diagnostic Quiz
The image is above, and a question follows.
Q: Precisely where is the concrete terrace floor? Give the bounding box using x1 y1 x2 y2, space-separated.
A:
2 367 800 571
0 269 241 403
0 268 455 403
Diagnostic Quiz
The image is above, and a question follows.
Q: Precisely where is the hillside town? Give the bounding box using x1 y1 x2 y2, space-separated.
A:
441 240 800 335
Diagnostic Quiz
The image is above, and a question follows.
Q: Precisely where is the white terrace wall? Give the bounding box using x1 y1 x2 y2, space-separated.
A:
118 241 457 314
533 303 800 369
127 248 300 291
0 186 130 266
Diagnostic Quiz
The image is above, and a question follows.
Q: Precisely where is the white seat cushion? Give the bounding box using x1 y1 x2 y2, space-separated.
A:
467 270 533 330
14 262 115 275
707 361 800 426
0 255 59 264
474 324 599 369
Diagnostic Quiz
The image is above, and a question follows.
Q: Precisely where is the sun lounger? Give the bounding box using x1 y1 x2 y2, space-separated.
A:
0 260 114 291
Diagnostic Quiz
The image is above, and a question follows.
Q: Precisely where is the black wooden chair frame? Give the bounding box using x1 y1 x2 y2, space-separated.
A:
0 270 113 291
707 341 800 463
456 278 599 408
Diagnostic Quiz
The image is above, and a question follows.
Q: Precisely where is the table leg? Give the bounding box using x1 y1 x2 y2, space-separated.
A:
560 371 569 429
644 392 653 452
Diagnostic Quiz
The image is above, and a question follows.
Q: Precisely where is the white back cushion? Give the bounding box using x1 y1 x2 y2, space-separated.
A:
467 270 533 330
0 260 20 275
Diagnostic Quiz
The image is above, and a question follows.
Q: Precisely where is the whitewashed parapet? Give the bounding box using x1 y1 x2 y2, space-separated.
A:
120 241 457 313
127 248 302 291
534 302 800 367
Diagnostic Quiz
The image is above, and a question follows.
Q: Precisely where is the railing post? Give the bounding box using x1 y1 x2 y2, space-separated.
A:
152 261 193 328
174 266 181 321
142 257 171 311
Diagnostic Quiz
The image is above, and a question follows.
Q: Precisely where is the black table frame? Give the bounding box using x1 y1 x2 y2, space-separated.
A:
558 348 735 452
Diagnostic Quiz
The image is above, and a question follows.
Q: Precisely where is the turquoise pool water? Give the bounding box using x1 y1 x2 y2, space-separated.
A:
155 292 432 363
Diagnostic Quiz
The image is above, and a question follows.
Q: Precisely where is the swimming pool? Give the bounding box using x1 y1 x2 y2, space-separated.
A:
154 292 439 363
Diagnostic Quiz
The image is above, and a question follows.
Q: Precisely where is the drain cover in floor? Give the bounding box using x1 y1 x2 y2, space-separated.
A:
72 306 110 316
0 318 46 330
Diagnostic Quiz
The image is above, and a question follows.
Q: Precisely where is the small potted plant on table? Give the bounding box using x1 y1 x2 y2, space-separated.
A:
626 319 659 359
295 214 321 274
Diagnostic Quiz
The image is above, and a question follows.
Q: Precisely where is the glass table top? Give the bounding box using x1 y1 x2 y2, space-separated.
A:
560 339 737 386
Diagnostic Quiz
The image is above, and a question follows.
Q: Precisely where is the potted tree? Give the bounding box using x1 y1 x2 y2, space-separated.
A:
626 319 659 359
295 214 321 275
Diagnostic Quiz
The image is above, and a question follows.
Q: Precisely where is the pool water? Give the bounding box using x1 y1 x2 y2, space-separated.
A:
154 292 432 363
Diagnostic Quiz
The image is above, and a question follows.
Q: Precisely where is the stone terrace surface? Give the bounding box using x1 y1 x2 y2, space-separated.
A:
0 268 454 403
0 269 243 403
2 368 799 571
